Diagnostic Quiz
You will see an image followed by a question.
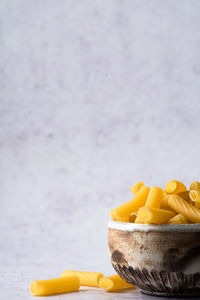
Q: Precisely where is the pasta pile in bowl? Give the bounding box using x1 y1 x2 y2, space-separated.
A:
109 180 200 224
108 180 200 297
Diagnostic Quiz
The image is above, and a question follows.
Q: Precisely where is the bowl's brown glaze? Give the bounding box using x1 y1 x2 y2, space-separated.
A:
108 221 200 297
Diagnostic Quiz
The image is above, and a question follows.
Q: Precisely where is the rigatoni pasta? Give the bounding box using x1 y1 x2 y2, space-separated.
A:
135 207 175 224
189 190 200 208
99 275 134 292
168 214 188 224
165 180 187 194
130 181 144 195
109 185 150 222
61 271 104 287
30 276 80 296
168 195 200 223
145 186 165 209
110 180 200 224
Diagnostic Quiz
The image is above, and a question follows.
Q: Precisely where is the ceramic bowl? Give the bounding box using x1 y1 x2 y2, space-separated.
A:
108 221 200 297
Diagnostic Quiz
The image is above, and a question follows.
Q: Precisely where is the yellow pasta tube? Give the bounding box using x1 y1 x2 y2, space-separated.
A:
168 195 200 223
129 212 137 223
165 180 187 194
189 190 200 208
145 186 165 209
99 275 134 292
190 181 200 191
168 214 188 224
130 181 144 195
110 186 150 222
61 271 104 287
135 207 176 224
30 276 80 296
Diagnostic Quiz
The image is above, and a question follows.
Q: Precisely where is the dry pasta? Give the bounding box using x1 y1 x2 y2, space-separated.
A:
165 180 187 194
168 195 200 223
135 207 175 224
99 275 134 292
168 214 188 224
130 181 144 195
189 190 200 208
190 181 200 191
110 186 150 222
61 271 104 287
145 186 165 209
30 276 80 296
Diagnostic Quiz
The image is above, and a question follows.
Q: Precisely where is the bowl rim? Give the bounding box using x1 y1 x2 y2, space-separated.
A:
108 220 200 232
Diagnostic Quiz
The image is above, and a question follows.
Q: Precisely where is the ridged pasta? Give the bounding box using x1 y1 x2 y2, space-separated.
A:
30 276 80 296
135 207 175 224
130 181 144 195
145 186 165 209
168 214 188 224
110 186 150 222
165 180 187 194
168 195 200 223
99 275 134 292
189 190 200 208
61 271 104 287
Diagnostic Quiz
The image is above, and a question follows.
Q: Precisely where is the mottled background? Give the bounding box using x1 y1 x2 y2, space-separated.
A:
1 0 200 299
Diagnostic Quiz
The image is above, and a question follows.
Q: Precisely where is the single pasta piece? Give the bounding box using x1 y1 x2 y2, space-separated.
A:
177 191 190 202
129 212 137 223
168 214 188 224
189 190 200 208
135 207 176 224
168 195 200 223
110 186 150 222
130 181 144 195
99 275 134 292
190 181 200 191
61 271 104 287
165 180 187 194
145 186 165 209
30 276 80 296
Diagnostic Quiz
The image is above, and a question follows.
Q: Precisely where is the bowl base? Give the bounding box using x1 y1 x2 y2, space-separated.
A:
141 290 200 298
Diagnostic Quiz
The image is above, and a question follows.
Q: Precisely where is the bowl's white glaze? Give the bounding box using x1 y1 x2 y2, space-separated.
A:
108 220 200 232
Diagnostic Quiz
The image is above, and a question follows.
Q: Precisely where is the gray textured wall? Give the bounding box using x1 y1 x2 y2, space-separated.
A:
1 0 200 281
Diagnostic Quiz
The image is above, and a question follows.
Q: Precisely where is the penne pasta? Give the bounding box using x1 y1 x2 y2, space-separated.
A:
168 195 200 223
30 276 80 296
145 186 165 209
135 207 175 224
168 214 188 224
165 180 187 194
110 186 150 222
99 275 134 292
130 181 144 195
61 271 104 287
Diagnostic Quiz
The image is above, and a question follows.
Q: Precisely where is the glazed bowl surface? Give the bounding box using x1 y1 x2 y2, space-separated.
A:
108 221 200 297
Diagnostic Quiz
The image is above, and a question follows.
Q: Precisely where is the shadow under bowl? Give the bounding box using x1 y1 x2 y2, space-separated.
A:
108 221 200 297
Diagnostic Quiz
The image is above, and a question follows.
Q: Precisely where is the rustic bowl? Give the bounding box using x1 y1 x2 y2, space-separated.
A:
108 220 200 297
